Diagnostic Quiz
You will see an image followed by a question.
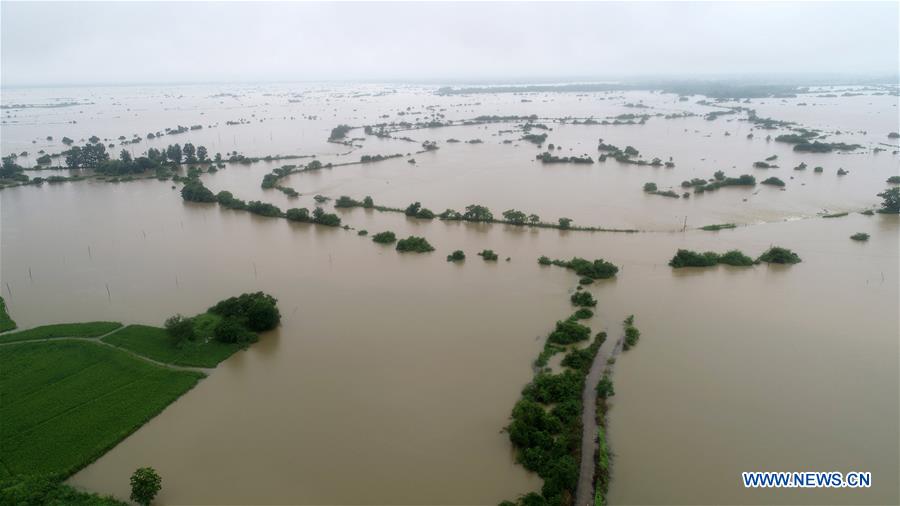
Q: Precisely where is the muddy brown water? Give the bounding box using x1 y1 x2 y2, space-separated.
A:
1 84 897 504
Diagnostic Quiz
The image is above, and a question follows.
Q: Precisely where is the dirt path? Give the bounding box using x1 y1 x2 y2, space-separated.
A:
574 332 624 506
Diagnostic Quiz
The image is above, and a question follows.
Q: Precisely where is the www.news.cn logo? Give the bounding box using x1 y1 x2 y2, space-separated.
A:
742 471 871 488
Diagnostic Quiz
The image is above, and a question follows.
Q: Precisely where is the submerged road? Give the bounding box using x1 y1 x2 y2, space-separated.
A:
574 332 624 506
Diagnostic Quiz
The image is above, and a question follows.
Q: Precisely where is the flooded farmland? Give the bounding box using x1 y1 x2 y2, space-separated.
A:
2 83 898 505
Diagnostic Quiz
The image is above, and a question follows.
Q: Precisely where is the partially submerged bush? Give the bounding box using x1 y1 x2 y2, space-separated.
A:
570 291 597 307
372 231 397 244
850 233 870 242
208 292 281 333
758 246 802 264
396 236 435 253
548 319 590 345
447 250 465 262
478 249 499 261
669 249 719 268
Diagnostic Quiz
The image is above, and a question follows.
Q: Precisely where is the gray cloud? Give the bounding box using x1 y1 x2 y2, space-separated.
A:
2 1 897 86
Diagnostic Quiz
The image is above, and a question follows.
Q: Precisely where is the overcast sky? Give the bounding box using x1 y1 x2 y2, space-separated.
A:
2 1 898 87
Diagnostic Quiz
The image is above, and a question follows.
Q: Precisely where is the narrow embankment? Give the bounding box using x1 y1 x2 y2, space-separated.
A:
574 332 624 506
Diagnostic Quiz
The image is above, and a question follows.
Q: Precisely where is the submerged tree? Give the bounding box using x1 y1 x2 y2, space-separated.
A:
130 467 162 506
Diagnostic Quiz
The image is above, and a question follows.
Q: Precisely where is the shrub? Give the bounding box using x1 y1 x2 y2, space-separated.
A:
718 250 755 266
758 246 802 264
312 207 341 226
372 231 397 244
180 180 216 202
209 292 281 332
216 190 246 210
570 291 597 307
286 207 310 222
416 208 435 219
358 230 368 236
396 236 434 253
478 249 499 261
572 308 593 320
213 317 252 343
548 319 591 345
878 187 900 213
596 375 615 399
130 467 162 506
164 314 195 342
643 182 658 192
669 249 719 268
334 195 361 208
537 256 551 265
850 233 870 241
447 250 465 262
761 177 785 187
246 200 282 218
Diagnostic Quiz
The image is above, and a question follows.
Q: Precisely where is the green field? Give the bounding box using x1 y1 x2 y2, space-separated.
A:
0 340 203 479
102 321 245 368
0 477 126 505
0 296 16 332
0 321 122 344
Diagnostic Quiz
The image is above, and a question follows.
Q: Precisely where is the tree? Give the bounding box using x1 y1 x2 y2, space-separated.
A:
166 144 182 164
528 214 541 225
404 201 422 217
878 187 900 214
363 196 374 208
182 143 197 163
1 156 24 178
558 217 572 229
463 204 493 222
196 146 208 162
181 181 216 203
164 314 195 343
502 209 527 225
286 207 310 222
596 375 615 399
119 150 133 164
643 182 658 192
130 467 161 506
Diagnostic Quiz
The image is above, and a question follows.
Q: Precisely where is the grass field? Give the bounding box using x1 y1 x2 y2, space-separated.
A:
102 321 245 368
0 296 16 333
0 321 122 344
0 340 203 479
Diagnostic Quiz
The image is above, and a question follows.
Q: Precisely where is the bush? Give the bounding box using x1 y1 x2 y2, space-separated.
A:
570 291 597 307
758 246 802 264
416 208 435 219
396 236 434 253
761 177 786 187
643 182 658 192
446 250 465 262
718 250 756 266
596 375 615 399
286 207 310 222
478 249 499 261
537 256 551 265
213 318 251 343
130 467 162 506
216 191 246 210
164 314 195 343
669 249 719 268
209 292 281 332
246 201 282 217
358 230 368 236
372 231 397 244
850 233 870 241
548 319 591 345
181 180 216 203
334 195 361 208
572 308 593 320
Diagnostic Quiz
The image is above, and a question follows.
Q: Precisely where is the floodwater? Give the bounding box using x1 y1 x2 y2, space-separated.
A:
1 84 898 504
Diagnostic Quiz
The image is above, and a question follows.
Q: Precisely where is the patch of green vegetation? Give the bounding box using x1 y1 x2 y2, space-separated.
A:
372 231 397 244
0 296 15 332
850 233 870 242
548 319 591 345
622 315 640 351
887 176 900 185
0 340 203 479
0 477 126 505
396 236 434 253
761 176 786 187
793 141 862 153
669 249 756 268
0 321 122 344
478 249 499 261
878 187 900 214
571 308 594 320
447 250 465 262
822 212 849 218
700 223 737 231
546 257 619 279
571 291 597 307
758 246 802 264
